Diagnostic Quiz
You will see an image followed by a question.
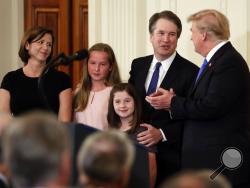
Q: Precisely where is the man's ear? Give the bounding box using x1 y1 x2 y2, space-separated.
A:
149 33 154 43
119 167 131 188
57 151 71 186
202 31 208 41
79 174 89 187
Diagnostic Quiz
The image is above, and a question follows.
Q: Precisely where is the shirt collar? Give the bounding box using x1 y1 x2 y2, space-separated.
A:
206 41 228 61
152 51 176 71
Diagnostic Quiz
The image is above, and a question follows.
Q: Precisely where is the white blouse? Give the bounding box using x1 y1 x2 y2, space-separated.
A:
74 86 112 130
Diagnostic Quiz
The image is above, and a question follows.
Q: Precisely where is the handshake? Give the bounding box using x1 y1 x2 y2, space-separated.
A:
145 88 176 110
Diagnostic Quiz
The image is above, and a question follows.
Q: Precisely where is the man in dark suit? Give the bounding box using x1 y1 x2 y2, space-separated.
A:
146 9 250 188
128 10 198 186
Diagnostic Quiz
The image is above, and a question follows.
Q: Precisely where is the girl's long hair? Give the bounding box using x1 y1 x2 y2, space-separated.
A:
74 43 121 111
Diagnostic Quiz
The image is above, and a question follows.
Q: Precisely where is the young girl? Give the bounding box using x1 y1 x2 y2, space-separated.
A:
107 83 157 188
0 26 72 122
74 43 121 130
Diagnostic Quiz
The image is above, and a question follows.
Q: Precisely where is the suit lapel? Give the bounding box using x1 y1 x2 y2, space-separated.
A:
189 42 232 95
139 56 153 95
160 53 181 89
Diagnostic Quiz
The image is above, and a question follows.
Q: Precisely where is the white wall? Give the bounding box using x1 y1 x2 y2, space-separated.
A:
89 0 148 81
0 0 23 82
89 0 250 81
0 0 249 83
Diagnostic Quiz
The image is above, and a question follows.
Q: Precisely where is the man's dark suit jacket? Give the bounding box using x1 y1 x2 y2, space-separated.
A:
0 175 10 188
171 42 250 188
129 53 198 184
0 180 8 188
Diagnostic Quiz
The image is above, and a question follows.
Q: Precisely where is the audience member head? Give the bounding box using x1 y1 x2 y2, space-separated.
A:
160 170 232 188
18 26 54 64
77 129 135 188
2 111 71 187
74 43 121 111
107 83 141 133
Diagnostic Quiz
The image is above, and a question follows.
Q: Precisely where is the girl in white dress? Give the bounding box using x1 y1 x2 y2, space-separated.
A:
74 43 121 130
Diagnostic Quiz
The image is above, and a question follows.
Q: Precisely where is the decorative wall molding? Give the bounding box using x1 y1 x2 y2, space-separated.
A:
89 0 147 80
220 0 228 14
0 0 23 82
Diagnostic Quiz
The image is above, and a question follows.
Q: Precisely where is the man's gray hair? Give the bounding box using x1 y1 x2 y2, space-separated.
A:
77 129 135 185
2 111 70 187
160 169 232 188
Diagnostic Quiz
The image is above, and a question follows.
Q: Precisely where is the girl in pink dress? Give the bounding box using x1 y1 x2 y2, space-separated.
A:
74 43 121 130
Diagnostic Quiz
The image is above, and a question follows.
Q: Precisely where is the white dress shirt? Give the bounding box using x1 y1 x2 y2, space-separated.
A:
145 52 176 141
145 52 176 91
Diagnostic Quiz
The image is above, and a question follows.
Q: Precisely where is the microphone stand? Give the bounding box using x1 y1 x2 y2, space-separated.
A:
37 52 67 110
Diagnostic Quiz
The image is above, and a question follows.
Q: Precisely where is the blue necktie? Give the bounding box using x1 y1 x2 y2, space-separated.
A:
147 62 162 95
195 58 208 82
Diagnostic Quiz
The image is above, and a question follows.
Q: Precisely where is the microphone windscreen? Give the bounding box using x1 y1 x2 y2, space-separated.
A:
76 49 88 60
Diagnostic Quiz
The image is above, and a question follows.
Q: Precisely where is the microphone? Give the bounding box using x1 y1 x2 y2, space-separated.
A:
38 49 88 110
61 49 89 65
